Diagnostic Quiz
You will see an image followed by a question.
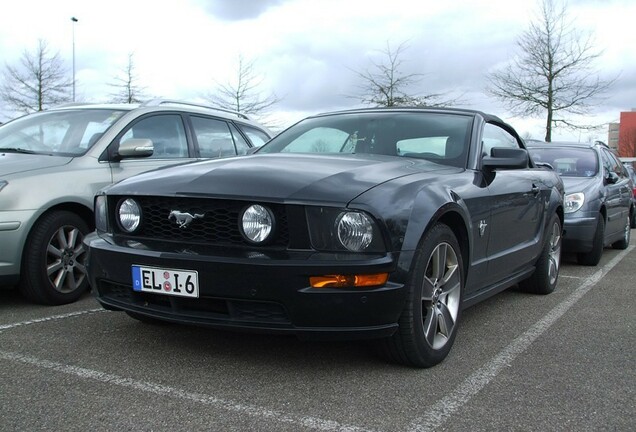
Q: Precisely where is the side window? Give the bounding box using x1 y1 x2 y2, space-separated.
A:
600 150 613 176
603 149 624 177
229 124 251 155
120 114 188 158
191 116 236 158
239 125 270 147
482 123 520 156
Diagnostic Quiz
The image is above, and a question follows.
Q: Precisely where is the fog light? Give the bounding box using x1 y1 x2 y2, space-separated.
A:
310 273 388 288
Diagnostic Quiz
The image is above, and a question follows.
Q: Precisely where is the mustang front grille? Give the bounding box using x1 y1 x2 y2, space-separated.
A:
110 196 290 247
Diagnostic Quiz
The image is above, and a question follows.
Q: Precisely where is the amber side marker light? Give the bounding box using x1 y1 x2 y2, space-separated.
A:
310 273 389 288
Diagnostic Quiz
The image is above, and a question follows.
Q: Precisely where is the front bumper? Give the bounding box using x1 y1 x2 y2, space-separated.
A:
563 214 597 253
0 209 35 285
85 233 408 340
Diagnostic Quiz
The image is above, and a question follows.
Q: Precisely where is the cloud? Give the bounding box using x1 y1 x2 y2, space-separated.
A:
197 0 289 20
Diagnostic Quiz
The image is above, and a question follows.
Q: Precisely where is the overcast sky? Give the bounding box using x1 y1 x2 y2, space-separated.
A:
0 0 634 141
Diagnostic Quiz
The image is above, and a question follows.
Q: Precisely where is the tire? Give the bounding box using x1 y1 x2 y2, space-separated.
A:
378 223 463 368
612 214 631 250
518 214 561 294
19 211 90 305
577 216 604 266
630 207 636 229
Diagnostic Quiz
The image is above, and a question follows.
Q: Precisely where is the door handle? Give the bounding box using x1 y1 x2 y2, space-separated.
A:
531 184 540 195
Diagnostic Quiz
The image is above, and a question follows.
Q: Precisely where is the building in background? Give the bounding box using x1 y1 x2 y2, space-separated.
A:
608 122 619 150
615 109 636 157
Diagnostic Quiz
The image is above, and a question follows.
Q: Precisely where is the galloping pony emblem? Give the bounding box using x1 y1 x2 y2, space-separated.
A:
169 210 204 229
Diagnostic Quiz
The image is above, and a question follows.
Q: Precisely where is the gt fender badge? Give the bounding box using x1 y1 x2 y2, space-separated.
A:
479 220 487 237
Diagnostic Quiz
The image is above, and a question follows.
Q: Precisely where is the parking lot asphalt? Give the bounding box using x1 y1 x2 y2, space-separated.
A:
1 240 635 432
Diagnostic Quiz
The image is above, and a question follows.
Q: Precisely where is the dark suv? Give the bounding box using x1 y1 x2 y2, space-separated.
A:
528 141 633 265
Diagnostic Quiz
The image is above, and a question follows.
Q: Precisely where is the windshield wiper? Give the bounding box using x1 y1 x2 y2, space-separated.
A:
0 147 38 154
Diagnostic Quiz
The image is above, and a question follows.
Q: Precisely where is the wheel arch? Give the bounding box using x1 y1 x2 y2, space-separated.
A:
436 210 470 278
403 203 471 280
22 202 95 263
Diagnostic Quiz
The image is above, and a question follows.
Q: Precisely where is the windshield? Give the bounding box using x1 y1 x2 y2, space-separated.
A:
258 112 474 168
0 109 127 156
529 147 598 177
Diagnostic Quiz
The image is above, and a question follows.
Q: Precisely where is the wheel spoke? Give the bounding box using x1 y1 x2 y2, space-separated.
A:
437 301 455 338
433 244 448 281
47 243 63 258
441 279 461 299
67 228 80 249
73 242 85 256
423 305 438 347
56 228 69 250
52 267 68 290
74 262 86 274
47 260 63 276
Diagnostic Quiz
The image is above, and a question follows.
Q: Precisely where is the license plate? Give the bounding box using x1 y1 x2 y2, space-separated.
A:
132 265 199 298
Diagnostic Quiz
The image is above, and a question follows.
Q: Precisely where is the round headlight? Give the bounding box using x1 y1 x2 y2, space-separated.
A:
336 212 373 251
117 198 141 233
241 204 274 244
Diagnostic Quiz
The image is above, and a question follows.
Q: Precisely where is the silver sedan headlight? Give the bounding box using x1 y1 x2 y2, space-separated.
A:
240 204 274 244
117 198 141 233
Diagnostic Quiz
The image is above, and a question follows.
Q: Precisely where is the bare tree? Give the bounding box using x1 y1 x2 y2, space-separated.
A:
352 41 459 108
206 55 280 117
487 0 614 142
0 39 72 114
109 52 147 104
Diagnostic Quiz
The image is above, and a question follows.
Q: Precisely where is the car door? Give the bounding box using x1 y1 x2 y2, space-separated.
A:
601 148 631 236
109 113 196 184
480 123 546 286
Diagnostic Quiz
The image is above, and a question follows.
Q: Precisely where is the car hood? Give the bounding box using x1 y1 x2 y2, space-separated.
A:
561 176 597 193
112 153 457 204
0 152 73 176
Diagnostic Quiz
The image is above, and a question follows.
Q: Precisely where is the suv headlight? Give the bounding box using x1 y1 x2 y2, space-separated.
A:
565 192 585 214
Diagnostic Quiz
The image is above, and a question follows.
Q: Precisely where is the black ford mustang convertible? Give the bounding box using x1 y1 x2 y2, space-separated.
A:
85 108 564 367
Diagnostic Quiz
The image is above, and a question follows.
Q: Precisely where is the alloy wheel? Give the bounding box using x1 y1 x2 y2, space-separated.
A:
547 220 562 286
421 242 461 350
46 225 87 293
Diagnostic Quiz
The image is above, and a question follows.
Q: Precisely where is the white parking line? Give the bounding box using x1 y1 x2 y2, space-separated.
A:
408 245 635 432
0 308 106 331
0 349 374 432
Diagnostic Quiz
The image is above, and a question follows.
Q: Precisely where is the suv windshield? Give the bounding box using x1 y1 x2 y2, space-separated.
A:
0 109 127 156
529 147 599 177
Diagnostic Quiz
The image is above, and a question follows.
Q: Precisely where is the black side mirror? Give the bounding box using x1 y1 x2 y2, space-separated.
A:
605 171 619 184
482 147 529 169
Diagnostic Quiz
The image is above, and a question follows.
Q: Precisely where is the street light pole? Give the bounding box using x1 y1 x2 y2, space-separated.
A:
71 17 78 102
